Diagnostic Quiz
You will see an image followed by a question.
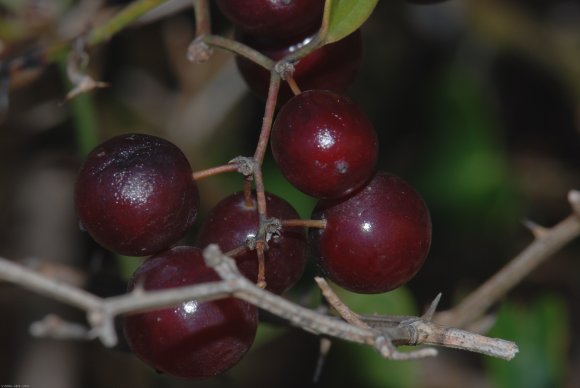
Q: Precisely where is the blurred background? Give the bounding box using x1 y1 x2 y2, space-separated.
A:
1 0 579 387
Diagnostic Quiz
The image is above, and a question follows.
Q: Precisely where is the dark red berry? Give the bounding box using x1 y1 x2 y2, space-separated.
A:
309 171 432 294
236 29 363 103
271 90 378 199
123 246 258 379
197 191 307 294
216 0 324 43
75 134 199 256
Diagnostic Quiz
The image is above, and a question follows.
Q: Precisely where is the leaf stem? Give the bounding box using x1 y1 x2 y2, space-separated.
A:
319 0 334 40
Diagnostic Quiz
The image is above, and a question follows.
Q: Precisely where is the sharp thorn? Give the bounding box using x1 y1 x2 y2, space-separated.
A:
522 218 549 239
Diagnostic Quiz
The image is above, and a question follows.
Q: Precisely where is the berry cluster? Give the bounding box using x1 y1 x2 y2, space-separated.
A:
74 0 433 380
218 0 362 103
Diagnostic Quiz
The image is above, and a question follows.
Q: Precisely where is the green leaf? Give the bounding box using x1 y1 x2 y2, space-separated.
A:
324 0 378 43
333 283 418 316
485 296 570 388
117 254 142 280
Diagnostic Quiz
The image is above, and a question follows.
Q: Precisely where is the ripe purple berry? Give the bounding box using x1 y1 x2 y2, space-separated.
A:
75 134 199 256
271 90 378 199
309 171 432 293
123 246 258 379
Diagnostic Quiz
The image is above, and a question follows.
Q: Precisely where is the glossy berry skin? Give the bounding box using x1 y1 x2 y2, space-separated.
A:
123 246 258 379
197 191 307 294
309 171 432 294
236 29 362 103
271 90 378 199
75 134 199 256
216 0 324 43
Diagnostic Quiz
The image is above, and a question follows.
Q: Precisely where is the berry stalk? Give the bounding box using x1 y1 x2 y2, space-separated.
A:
282 219 327 229
192 163 239 181
254 72 281 164
192 0 211 36
196 35 274 70
286 75 302 96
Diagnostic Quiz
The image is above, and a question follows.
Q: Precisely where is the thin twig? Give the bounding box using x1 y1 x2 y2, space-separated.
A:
250 73 281 267
286 76 302 96
361 316 517 360
194 35 274 69
192 0 211 37
0 247 518 361
412 321 518 360
192 163 239 181
0 258 101 311
435 190 580 328
282 219 327 229
313 338 332 383
315 277 440 360
30 314 98 341
315 277 367 327
253 166 268 220
224 245 248 258
253 72 281 164
243 179 254 208
256 247 267 289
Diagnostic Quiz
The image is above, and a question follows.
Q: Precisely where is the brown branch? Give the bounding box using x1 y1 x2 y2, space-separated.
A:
435 189 580 328
0 246 517 361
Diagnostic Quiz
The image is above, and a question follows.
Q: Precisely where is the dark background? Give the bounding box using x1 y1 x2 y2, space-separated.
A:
1 0 579 387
